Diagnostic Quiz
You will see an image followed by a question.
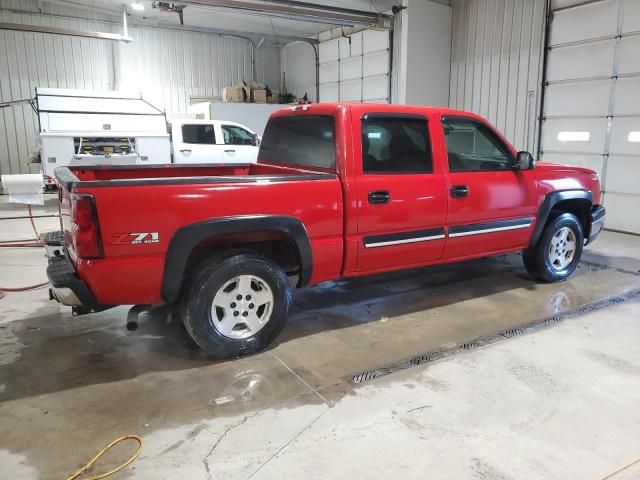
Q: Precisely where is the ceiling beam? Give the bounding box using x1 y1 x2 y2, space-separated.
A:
175 0 392 27
0 21 132 41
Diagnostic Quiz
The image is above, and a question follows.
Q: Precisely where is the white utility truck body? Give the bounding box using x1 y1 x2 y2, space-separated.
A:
36 89 262 188
37 88 170 188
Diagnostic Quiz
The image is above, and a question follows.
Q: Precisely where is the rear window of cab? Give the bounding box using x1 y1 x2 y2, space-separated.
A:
258 115 336 170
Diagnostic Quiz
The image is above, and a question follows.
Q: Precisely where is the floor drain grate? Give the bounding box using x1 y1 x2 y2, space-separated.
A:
349 288 640 385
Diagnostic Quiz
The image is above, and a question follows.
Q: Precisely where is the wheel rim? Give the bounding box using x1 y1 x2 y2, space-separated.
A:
211 275 274 339
548 226 576 271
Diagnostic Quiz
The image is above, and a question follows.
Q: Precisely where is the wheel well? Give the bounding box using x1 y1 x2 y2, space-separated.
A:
182 231 302 290
548 199 591 235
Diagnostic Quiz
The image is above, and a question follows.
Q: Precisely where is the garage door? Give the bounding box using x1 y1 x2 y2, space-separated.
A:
318 29 390 103
541 0 640 234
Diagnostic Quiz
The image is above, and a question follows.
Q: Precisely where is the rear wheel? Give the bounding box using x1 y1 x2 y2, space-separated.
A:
523 213 584 282
182 253 292 358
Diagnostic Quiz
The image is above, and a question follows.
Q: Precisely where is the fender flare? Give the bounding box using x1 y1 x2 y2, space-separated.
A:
529 190 592 246
161 215 312 303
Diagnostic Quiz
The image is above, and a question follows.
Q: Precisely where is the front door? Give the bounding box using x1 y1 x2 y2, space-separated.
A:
220 123 259 164
355 113 448 273
441 116 537 259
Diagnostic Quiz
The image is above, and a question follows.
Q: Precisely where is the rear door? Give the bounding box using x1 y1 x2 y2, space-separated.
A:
441 116 537 259
354 112 448 272
220 123 258 164
173 122 223 164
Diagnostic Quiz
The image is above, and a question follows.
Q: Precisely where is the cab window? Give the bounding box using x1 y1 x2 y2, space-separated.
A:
361 115 433 174
221 125 254 145
442 117 512 172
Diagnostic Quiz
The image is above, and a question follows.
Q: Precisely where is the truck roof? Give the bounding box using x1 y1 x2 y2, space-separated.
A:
271 102 485 122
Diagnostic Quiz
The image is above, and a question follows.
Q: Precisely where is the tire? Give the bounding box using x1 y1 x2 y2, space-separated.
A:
523 212 584 282
181 253 293 358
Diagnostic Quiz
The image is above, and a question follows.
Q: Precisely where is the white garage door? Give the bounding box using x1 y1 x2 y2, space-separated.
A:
541 0 640 234
318 29 390 103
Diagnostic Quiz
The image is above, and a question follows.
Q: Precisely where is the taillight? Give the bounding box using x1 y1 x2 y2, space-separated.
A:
71 193 103 259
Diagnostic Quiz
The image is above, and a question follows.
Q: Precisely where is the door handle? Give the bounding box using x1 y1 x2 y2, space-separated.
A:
224 149 236 153
179 149 192 153
368 190 390 204
450 185 469 198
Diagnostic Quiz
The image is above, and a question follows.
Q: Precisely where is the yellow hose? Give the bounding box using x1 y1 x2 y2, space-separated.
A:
65 435 143 480
597 456 640 480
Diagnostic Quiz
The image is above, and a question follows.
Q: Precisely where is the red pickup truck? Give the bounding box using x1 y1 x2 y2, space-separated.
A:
46 103 606 358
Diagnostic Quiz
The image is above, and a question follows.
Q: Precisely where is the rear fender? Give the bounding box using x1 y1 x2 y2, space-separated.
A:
161 215 312 303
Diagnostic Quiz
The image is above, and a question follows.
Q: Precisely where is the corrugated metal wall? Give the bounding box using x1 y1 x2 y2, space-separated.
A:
116 28 280 115
0 1 116 174
0 0 280 175
281 41 317 102
449 0 546 153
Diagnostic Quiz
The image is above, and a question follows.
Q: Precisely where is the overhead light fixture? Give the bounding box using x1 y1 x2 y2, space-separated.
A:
628 131 640 143
131 2 145 10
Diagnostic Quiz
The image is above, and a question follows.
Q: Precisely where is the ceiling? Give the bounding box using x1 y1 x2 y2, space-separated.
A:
49 0 399 39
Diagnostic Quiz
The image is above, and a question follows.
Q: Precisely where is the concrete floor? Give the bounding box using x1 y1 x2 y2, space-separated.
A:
1 196 640 479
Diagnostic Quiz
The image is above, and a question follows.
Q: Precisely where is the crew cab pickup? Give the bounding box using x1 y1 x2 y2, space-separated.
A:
46 103 606 358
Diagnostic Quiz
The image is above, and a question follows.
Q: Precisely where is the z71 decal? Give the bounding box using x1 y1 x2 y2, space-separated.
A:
112 232 160 245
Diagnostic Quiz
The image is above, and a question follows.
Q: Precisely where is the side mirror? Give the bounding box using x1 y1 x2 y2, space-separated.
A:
251 134 261 147
511 151 535 170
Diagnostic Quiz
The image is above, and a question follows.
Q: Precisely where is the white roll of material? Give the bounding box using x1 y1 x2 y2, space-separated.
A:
0 174 44 205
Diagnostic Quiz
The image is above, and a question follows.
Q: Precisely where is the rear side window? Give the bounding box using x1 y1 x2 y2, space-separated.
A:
362 116 433 174
258 115 336 170
182 124 215 144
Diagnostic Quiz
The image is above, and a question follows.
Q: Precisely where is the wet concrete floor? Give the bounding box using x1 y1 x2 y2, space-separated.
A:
1 196 639 479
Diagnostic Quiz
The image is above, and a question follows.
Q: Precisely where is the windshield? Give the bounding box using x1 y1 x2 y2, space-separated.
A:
258 115 336 170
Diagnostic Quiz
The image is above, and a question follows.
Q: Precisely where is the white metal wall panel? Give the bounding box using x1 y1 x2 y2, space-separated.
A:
549 0 618 44
319 62 339 83
449 0 546 153
280 41 316 101
319 83 339 102
546 40 615 81
340 57 362 81
339 79 362 102
545 80 610 117
542 118 609 155
618 35 640 75
621 0 640 32
541 0 640 233
117 27 275 116
614 77 640 116
317 28 389 103
0 0 279 175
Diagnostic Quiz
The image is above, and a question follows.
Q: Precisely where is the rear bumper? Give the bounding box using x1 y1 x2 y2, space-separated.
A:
586 205 606 245
45 232 104 313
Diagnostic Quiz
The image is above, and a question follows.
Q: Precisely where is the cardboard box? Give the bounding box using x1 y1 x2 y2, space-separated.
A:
252 89 268 104
223 81 250 103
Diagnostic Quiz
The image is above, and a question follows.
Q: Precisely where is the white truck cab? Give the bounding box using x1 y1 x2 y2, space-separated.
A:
170 119 260 164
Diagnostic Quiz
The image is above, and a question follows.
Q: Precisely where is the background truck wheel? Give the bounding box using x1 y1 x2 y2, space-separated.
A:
182 253 293 358
523 213 584 282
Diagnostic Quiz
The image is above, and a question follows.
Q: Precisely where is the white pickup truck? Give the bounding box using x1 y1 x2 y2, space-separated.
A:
170 119 261 164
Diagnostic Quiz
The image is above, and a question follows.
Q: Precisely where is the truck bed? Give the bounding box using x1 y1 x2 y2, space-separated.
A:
55 162 344 305
56 162 333 189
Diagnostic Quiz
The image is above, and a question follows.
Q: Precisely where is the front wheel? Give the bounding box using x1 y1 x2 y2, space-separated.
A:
523 213 584 282
182 253 293 358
